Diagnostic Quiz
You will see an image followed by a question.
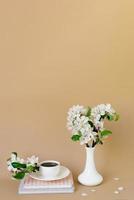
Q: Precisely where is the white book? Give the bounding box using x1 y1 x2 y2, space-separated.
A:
18 173 74 194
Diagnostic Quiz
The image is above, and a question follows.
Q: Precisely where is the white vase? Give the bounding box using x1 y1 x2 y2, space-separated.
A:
78 147 103 186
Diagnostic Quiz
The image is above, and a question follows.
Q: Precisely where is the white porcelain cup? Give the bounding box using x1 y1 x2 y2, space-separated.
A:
39 160 60 178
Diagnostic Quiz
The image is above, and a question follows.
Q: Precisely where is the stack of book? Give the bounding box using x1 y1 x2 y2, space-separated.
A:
19 173 74 194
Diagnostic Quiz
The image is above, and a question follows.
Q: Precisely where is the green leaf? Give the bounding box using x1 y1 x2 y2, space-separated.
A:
13 172 25 180
95 137 103 145
114 113 120 121
71 134 81 141
11 162 26 169
107 115 114 121
26 165 34 173
100 130 112 137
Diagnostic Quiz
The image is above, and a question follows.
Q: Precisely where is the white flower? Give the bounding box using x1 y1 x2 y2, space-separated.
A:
11 153 17 161
67 103 118 146
94 119 104 131
7 159 17 173
105 104 115 114
80 131 97 145
91 104 116 130
67 105 84 132
27 155 38 165
67 105 99 145
8 152 24 163
80 133 91 145
17 157 25 164
74 116 89 132
7 153 25 173
7 165 17 173
91 104 105 119
91 104 115 119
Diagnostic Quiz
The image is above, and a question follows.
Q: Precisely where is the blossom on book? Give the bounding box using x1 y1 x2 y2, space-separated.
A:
7 152 25 173
27 155 39 166
7 152 39 180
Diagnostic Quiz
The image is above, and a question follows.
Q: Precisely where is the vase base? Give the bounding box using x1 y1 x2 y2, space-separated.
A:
78 172 103 186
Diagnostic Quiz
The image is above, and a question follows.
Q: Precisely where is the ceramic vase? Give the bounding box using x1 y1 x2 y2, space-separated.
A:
78 147 103 186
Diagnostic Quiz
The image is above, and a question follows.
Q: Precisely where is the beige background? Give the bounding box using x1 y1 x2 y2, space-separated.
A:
0 0 134 199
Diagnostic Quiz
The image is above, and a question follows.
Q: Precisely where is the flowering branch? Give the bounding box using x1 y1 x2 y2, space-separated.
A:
67 104 119 148
7 152 39 180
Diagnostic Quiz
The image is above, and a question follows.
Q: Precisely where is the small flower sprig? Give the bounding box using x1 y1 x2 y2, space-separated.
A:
67 104 119 148
7 152 39 180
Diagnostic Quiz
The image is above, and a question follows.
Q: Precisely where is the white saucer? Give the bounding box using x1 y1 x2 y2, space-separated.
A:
30 166 70 181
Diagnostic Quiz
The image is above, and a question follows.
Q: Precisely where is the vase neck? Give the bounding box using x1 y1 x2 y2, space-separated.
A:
84 147 96 172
